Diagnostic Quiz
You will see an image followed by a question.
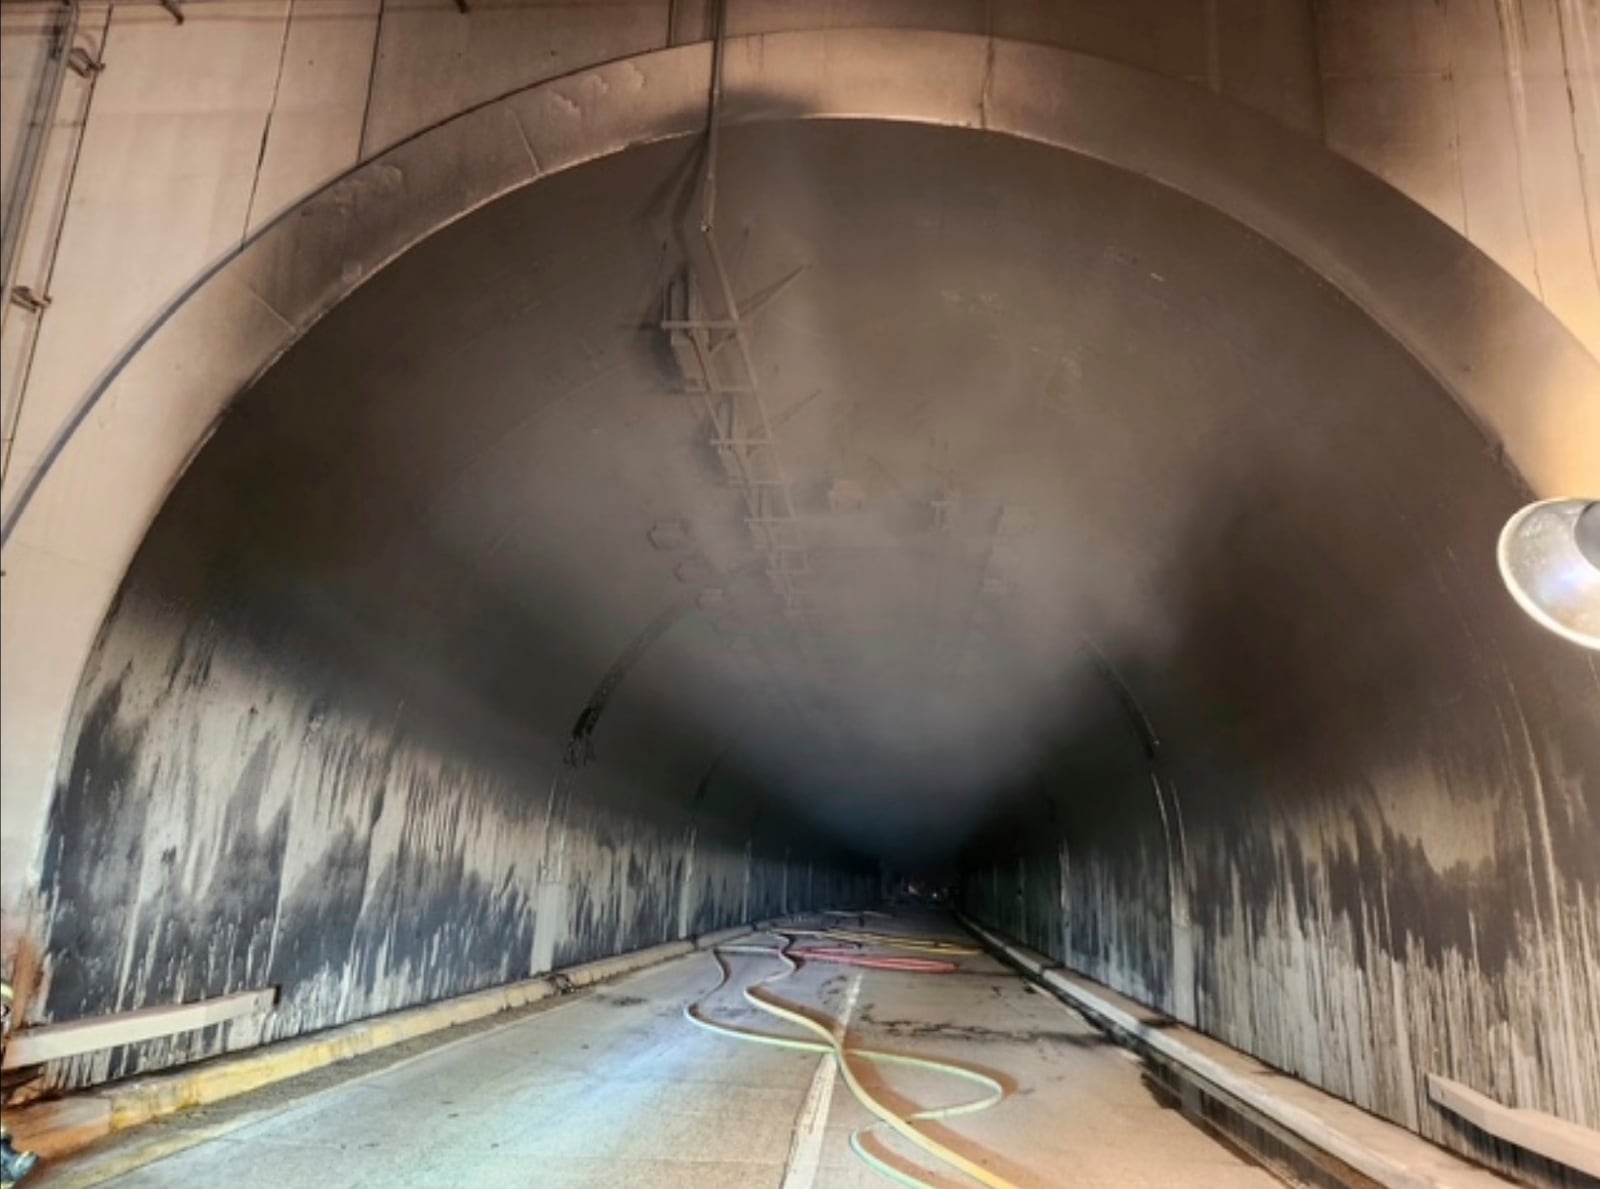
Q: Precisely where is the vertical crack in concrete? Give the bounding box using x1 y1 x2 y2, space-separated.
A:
979 34 995 131
1493 0 1548 300
355 0 388 161
241 0 297 241
1555 0 1600 299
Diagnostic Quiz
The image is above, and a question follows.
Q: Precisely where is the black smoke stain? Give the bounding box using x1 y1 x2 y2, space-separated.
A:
563 603 691 769
859 1013 1111 1047
552 803 683 969
342 763 536 1013
267 824 373 1011
40 674 148 1022
593 993 647 1007
97 737 289 1080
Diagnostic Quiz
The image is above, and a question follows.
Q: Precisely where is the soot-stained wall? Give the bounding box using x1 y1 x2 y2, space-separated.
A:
964 505 1600 1185
36 548 869 1092
18 108 1599 1189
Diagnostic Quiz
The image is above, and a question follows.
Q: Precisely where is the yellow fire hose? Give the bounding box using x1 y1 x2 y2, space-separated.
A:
685 930 1021 1189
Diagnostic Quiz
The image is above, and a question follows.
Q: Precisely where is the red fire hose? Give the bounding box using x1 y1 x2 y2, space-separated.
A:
790 945 959 973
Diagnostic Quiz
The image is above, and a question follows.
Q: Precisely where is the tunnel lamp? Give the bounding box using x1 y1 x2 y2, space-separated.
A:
1497 499 1600 650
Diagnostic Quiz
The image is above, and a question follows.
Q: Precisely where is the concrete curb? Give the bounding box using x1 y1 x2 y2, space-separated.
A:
958 915 1508 1189
6 923 763 1162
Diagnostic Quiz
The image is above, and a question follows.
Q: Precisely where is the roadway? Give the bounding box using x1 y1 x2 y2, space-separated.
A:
39 916 1281 1188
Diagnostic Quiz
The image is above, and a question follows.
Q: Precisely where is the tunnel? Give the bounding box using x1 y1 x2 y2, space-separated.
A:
1 11 1598 1189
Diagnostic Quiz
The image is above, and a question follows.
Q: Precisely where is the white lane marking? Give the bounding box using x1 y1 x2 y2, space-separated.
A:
780 972 862 1189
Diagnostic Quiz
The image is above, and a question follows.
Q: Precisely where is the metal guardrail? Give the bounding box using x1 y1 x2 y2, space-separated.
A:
1426 1074 1600 1180
958 914 1498 1189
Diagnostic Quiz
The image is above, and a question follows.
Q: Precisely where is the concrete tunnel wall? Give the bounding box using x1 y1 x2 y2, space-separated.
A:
22 106 1600 1183
959 555 1600 1185
29 134 888 1072
0 8 1597 1186
5 5 1600 868
44 527 872 1088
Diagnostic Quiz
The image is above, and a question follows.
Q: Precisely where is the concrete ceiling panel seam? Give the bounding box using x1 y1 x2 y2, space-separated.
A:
1 28 1597 913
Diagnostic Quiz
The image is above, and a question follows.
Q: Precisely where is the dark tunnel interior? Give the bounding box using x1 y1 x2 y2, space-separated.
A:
32 119 1600 1175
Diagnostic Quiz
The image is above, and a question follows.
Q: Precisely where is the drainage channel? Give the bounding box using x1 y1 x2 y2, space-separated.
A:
1133 1037 1385 1189
961 918 1386 1189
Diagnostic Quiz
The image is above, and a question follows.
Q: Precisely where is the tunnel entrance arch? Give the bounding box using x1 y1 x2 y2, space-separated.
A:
2 29 1597 1179
6 29 1596 930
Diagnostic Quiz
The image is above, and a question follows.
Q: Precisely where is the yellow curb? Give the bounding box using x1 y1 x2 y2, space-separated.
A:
5 933 733 1162
3 1097 110 1161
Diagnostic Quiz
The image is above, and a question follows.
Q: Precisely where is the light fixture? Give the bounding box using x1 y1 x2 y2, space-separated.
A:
1497 499 1600 650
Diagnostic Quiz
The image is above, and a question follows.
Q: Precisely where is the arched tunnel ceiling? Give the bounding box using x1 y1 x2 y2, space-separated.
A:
114 118 1552 865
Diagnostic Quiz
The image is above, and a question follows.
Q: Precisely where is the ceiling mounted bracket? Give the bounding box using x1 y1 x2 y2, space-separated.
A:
66 46 104 78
